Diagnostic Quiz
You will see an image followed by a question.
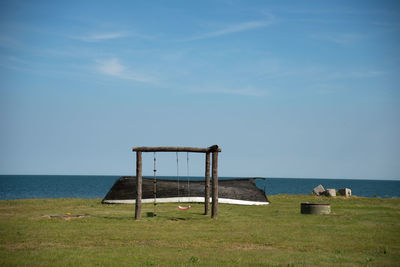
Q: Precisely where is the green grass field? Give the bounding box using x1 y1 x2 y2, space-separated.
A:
1 195 399 266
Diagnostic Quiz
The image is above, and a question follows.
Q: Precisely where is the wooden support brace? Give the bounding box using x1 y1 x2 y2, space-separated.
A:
204 152 210 215
211 151 219 219
135 151 142 220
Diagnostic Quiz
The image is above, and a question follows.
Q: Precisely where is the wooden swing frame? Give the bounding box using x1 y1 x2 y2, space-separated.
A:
132 145 221 220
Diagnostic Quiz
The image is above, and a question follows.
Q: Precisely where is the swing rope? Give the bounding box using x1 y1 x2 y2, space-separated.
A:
176 152 179 200
177 152 191 210
187 152 190 202
153 152 157 215
152 151 191 214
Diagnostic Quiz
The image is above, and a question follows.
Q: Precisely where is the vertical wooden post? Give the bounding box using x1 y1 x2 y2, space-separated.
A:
204 152 211 215
211 151 218 219
135 151 142 220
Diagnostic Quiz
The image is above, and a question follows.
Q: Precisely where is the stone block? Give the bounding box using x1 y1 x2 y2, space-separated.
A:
312 184 325 196
338 188 351 197
323 189 336 197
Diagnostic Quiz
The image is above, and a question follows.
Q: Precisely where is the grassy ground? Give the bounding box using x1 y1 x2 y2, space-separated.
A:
0 195 399 266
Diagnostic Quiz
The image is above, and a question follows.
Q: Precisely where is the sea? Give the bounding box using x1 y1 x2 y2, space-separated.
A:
0 175 399 200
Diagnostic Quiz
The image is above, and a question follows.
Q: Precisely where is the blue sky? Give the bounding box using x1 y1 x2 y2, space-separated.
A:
0 0 399 179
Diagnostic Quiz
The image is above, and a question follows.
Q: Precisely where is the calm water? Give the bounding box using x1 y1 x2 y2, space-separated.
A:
0 175 399 200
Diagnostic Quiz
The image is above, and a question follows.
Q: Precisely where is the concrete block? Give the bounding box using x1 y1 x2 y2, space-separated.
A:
338 188 351 197
323 189 336 197
312 184 325 196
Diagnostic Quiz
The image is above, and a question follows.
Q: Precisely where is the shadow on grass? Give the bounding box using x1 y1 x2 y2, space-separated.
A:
168 217 188 221
91 213 188 221
92 215 136 221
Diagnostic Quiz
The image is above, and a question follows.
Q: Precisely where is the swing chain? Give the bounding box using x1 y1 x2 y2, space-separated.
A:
187 152 190 201
176 152 179 200
153 152 157 214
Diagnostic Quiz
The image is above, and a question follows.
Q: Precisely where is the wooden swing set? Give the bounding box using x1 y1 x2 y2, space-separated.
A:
132 145 221 220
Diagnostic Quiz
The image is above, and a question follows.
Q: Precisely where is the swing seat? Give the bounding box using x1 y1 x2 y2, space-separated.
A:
178 205 191 210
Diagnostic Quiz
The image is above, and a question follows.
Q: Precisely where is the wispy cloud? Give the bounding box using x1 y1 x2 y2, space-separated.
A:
97 58 125 76
182 20 273 41
311 33 365 45
0 35 23 48
0 55 34 73
95 58 156 84
286 7 391 16
330 70 386 79
190 86 268 96
72 32 129 42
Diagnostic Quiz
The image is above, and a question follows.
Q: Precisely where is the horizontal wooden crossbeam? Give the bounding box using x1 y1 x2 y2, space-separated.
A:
132 145 221 153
